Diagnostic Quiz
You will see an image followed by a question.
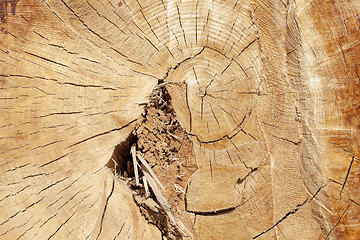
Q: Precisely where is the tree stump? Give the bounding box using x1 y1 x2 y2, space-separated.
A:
0 0 359 239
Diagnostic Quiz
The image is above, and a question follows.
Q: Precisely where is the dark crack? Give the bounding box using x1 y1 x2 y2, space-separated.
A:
96 178 115 240
340 157 354 195
252 185 325 239
235 167 259 185
186 111 250 144
324 203 350 240
270 134 302 145
188 207 236 216
159 46 206 82
67 119 137 148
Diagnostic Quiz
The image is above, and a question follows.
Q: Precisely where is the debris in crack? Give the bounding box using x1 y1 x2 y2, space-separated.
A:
106 80 197 239
136 82 193 168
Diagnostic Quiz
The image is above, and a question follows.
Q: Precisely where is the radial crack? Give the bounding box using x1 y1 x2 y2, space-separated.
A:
324 203 350 240
252 185 325 239
187 111 249 144
96 178 115 240
340 157 354 195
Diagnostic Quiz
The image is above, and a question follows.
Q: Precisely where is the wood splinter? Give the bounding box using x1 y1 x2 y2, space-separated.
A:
140 164 192 239
131 144 140 186
132 148 192 238
143 175 150 198
137 151 166 192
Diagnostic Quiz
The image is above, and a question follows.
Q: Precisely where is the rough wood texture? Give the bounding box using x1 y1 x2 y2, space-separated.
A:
0 0 359 239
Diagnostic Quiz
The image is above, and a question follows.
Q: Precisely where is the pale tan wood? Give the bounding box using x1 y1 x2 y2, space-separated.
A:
0 0 160 239
0 0 359 239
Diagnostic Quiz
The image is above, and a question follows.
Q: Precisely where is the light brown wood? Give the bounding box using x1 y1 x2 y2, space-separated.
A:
0 0 359 239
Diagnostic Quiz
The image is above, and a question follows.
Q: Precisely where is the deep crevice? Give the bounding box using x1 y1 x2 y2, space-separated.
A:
106 81 196 240
106 133 138 178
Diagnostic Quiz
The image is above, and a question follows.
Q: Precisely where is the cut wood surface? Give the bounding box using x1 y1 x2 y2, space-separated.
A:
0 0 359 239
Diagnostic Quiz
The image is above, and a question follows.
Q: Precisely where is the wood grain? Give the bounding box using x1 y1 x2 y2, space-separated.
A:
0 0 359 239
